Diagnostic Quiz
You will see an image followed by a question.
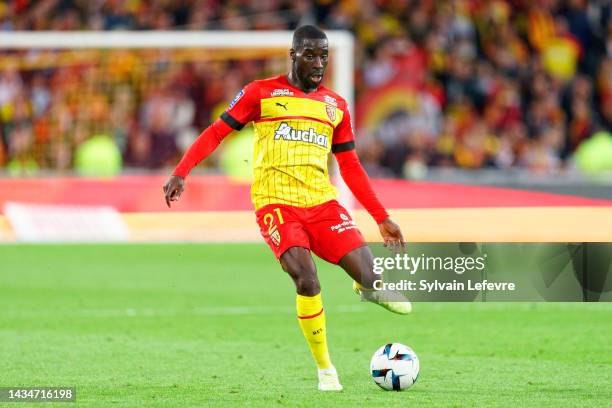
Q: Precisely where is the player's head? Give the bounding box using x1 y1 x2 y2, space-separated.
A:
290 25 328 91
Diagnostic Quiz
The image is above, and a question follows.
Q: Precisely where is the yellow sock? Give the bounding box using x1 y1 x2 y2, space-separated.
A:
296 293 332 370
354 280 374 291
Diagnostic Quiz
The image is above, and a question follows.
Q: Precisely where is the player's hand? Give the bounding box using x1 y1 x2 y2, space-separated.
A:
378 218 405 251
163 175 185 208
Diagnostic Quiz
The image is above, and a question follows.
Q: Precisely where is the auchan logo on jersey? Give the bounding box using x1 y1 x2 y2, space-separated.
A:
274 122 329 149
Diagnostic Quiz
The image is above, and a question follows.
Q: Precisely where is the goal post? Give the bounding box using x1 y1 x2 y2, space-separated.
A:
0 30 355 209
0 30 354 110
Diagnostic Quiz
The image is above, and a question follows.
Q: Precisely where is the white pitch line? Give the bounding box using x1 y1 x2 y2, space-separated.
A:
1 304 369 319
3 303 610 319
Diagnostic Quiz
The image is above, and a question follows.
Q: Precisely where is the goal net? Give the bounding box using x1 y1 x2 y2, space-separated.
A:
0 31 354 176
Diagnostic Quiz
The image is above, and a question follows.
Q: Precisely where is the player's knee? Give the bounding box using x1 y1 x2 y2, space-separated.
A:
294 274 320 296
286 263 320 295
280 248 320 295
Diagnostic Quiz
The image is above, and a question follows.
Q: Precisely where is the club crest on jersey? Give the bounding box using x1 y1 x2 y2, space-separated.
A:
326 105 336 121
271 88 294 97
270 229 281 246
274 122 329 149
228 89 245 109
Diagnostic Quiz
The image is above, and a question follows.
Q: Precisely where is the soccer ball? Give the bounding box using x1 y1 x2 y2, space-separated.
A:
370 343 419 391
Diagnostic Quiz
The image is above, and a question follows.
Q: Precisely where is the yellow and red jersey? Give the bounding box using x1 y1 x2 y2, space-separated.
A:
173 74 388 223
221 75 355 210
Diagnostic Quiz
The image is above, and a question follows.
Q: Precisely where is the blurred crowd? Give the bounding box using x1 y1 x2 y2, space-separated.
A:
0 0 611 177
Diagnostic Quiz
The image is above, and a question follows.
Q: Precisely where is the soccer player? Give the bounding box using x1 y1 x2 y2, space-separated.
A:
163 25 410 391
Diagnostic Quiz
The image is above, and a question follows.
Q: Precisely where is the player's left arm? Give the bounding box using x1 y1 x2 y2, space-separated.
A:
332 104 405 248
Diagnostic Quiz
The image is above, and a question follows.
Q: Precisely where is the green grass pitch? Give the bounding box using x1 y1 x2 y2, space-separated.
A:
1 243 610 407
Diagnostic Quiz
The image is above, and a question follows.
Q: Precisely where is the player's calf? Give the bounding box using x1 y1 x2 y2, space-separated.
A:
280 247 338 389
338 246 379 289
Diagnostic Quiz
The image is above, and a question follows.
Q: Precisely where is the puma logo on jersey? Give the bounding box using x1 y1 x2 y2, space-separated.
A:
275 102 288 110
274 122 329 149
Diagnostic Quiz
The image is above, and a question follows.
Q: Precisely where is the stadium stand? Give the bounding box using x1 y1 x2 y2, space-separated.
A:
0 0 610 178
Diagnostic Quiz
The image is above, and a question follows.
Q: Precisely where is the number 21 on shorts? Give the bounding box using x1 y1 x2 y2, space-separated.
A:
263 208 284 247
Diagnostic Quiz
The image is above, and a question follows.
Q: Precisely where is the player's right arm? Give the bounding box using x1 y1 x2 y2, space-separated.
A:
332 101 405 249
163 82 261 207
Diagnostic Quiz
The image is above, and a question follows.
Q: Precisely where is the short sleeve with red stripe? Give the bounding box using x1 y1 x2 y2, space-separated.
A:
331 103 356 153
221 81 261 130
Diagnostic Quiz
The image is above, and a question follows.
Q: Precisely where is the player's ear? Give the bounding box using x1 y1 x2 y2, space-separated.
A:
289 48 296 61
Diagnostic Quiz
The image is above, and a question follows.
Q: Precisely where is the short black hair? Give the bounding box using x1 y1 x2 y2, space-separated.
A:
292 25 327 49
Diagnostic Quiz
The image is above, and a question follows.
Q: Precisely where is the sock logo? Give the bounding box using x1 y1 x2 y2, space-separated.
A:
312 328 323 335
